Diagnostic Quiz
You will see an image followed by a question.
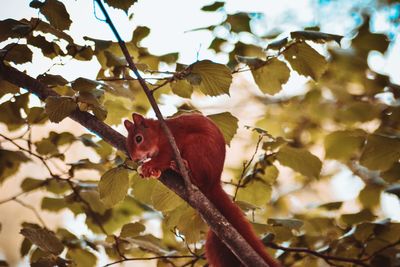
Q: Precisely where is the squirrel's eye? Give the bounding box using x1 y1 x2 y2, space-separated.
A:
135 135 143 144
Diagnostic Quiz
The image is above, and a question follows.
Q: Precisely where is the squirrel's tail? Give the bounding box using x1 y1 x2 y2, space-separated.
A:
204 185 281 267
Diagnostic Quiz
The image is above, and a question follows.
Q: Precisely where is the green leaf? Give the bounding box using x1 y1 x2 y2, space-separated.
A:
284 42 327 80
385 184 400 198
381 163 400 183
120 222 146 238
207 112 238 145
40 0 72 31
0 79 19 97
341 209 376 225
201 1 225 11
27 107 48 124
360 134 400 171
0 19 31 42
80 190 107 215
21 178 45 192
0 150 30 184
359 185 382 208
131 26 150 43
318 201 343 210
226 13 251 32
190 60 232 96
20 224 64 255
66 248 97 267
268 218 304 230
71 77 103 92
151 182 184 212
128 234 168 254
20 238 32 257
290 31 343 45
171 79 193 98
251 58 290 95
175 206 207 244
98 167 129 208
324 130 366 161
104 0 137 12
277 145 322 178
236 180 272 207
3 44 33 64
266 38 288 50
131 173 158 204
37 74 68 87
41 197 66 212
35 139 58 155
45 96 77 123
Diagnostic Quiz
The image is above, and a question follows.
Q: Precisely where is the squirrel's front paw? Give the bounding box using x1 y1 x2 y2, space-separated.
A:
170 159 189 173
138 163 161 178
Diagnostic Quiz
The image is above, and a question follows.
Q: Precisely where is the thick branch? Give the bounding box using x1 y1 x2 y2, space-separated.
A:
0 63 270 266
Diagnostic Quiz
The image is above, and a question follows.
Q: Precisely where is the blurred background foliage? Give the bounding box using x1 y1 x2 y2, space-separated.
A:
0 0 399 266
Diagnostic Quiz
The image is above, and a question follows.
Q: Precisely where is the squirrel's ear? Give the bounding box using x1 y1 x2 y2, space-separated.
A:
132 113 145 125
124 120 134 132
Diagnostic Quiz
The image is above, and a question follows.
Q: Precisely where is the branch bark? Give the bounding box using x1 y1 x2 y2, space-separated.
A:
0 62 270 266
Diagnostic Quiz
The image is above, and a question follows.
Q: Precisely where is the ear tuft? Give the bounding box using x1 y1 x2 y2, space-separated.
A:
132 113 145 125
124 120 134 132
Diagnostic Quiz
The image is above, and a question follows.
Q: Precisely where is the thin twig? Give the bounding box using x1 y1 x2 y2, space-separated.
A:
0 133 56 177
233 135 264 201
266 242 370 267
102 255 197 267
13 198 47 228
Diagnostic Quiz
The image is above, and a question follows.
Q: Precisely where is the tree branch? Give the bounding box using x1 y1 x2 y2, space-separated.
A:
0 61 271 266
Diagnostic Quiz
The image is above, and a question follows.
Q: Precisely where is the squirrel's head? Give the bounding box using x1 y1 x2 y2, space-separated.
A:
124 113 159 163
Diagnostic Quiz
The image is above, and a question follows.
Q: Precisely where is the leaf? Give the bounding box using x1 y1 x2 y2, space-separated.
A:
20 238 32 257
360 134 400 171
98 167 129 208
80 190 107 215
20 224 64 255
27 34 60 59
40 0 72 31
151 182 184 212
318 201 343 210
207 112 238 145
41 197 66 212
28 18 73 43
120 222 146 238
3 44 33 64
27 107 48 124
0 79 19 97
131 26 150 43
175 206 208 244
284 42 327 80
290 31 343 45
266 38 288 50
0 150 30 184
21 178 45 192
171 79 193 98
66 248 97 267
277 145 322 178
201 1 225 11
226 13 251 32
128 234 168 254
190 60 232 96
341 209 376 225
71 78 102 92
324 130 366 161
359 185 382 208
251 58 290 95
236 180 272 207
381 163 400 183
385 184 400 198
268 218 304 230
104 0 137 12
0 19 31 42
45 96 77 123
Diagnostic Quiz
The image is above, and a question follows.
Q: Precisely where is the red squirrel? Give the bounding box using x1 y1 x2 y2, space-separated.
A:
124 113 281 267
